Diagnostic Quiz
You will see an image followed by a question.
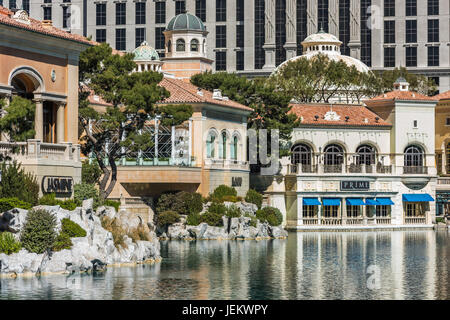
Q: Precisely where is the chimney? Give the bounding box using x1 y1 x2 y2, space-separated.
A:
393 77 410 92
212 89 222 100
197 88 203 96
41 20 53 28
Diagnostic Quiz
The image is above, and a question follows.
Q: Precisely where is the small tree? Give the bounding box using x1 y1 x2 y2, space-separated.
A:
0 96 35 142
0 161 39 206
81 160 103 185
21 209 57 254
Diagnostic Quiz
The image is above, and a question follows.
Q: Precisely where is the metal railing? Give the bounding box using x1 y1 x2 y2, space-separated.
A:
403 166 428 174
404 217 426 224
376 217 391 225
324 165 342 173
321 218 342 225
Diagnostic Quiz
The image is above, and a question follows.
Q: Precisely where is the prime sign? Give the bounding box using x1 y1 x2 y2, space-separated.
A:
42 176 74 194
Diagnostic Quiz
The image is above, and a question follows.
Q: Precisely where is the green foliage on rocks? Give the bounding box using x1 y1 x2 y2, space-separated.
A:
74 183 100 208
157 211 181 227
245 189 263 209
52 232 73 252
101 216 127 249
0 232 21 255
0 96 35 142
156 191 203 215
0 198 32 213
61 218 87 238
256 207 283 226
82 160 103 185
186 213 201 226
0 161 39 206
200 211 223 227
225 205 241 218
38 193 81 211
20 209 57 254
210 185 237 203
103 199 120 211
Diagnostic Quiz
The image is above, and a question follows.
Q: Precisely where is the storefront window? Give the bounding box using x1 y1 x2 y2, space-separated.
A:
303 205 317 218
404 145 424 167
376 205 390 217
356 145 376 165
346 206 361 217
324 144 344 165
324 206 339 218
405 203 424 217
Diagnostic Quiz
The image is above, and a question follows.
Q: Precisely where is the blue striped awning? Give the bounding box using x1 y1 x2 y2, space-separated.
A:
377 198 395 205
346 198 366 206
303 198 322 206
322 198 341 206
402 194 434 202
365 198 380 206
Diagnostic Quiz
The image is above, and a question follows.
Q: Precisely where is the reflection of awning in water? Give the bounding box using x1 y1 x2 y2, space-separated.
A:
346 198 366 206
376 198 395 205
402 194 434 202
322 198 341 206
303 198 321 206
365 198 380 206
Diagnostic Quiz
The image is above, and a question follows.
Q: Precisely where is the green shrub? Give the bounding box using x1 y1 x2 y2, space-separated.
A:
156 192 179 213
38 193 58 206
225 204 241 218
20 209 57 254
0 161 39 206
0 232 21 255
244 214 258 228
59 199 80 211
436 217 445 224
201 211 223 227
256 207 283 226
186 212 202 226
74 183 100 209
245 189 263 209
210 185 237 202
179 192 203 214
156 191 203 215
207 202 227 216
39 193 80 211
0 198 32 213
222 195 239 203
104 199 120 211
157 211 181 227
61 218 87 238
82 160 102 185
52 232 73 252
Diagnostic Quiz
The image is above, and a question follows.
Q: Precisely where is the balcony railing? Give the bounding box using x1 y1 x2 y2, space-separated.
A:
403 166 428 174
204 159 249 170
324 165 342 173
346 217 364 225
0 140 80 162
404 217 426 224
376 217 391 225
321 218 342 225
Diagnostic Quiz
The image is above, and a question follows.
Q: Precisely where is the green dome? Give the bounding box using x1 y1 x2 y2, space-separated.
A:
166 13 206 32
133 41 160 61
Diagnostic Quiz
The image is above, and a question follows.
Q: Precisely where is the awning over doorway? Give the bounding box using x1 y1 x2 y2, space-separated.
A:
322 198 341 206
365 198 380 206
303 198 322 206
402 194 434 202
346 198 366 206
376 198 395 205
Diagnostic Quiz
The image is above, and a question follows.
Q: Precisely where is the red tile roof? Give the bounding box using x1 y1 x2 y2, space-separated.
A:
289 104 391 127
0 6 92 45
435 90 450 101
368 90 437 102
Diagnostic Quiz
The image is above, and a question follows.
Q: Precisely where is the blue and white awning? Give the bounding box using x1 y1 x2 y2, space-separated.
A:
402 194 434 202
346 198 366 206
322 198 341 206
376 198 395 205
365 198 380 206
303 198 322 206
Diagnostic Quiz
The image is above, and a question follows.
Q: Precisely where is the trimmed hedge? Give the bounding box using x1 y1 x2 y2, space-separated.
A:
157 211 181 227
0 198 32 213
0 232 21 255
104 199 120 211
38 193 81 211
186 213 201 226
61 218 87 238
20 209 57 254
52 232 72 252
210 185 237 203
225 205 241 218
255 207 283 226
245 189 263 209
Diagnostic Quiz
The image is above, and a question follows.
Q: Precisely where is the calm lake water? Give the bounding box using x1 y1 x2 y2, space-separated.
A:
0 230 449 300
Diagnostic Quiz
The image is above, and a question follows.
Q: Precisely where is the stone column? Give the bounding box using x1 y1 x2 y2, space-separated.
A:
342 199 347 225
297 194 303 226
307 0 318 35
56 102 66 143
363 204 367 225
34 98 44 141
284 0 297 60
1 94 11 142
348 0 361 59
262 0 276 70
171 126 175 164
328 0 339 36
188 118 193 165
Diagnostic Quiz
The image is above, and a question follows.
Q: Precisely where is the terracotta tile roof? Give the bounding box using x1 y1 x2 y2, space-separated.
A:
435 90 450 101
159 77 253 112
0 6 92 45
289 103 391 127
86 77 253 112
368 90 437 102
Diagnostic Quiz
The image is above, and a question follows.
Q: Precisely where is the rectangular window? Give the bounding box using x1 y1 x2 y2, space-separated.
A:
318 0 329 32
428 0 439 15
296 0 307 55
428 46 439 67
428 19 439 42
155 1 166 24
195 0 206 22
155 27 165 50
405 0 417 16
116 3 126 25
8 0 16 10
96 29 106 43
175 1 185 15
236 0 244 21
96 3 106 26
405 20 417 43
406 47 417 67
384 20 395 43
376 206 390 217
216 52 226 71
339 0 350 56
361 0 372 66
384 0 395 17
62 6 70 28
236 25 244 48
43 6 52 20
303 206 317 218
22 0 29 12
216 0 226 22
275 0 286 66
236 51 244 71
136 2 146 24
384 47 395 67
431 77 440 95
216 25 226 48
116 28 126 51
254 0 265 69
135 28 145 48
44 0 51 3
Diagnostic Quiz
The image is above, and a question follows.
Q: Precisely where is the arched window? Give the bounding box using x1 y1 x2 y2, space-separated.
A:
176 39 185 52
291 144 312 165
190 39 199 52
231 136 238 160
221 132 227 159
356 145 376 165
324 144 344 166
404 145 424 167
206 133 216 158
167 40 172 53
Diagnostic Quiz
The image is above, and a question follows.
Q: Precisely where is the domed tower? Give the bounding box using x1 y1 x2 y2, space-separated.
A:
133 41 164 73
162 13 213 81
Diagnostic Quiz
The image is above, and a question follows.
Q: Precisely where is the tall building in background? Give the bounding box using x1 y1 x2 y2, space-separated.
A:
5 0 449 92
